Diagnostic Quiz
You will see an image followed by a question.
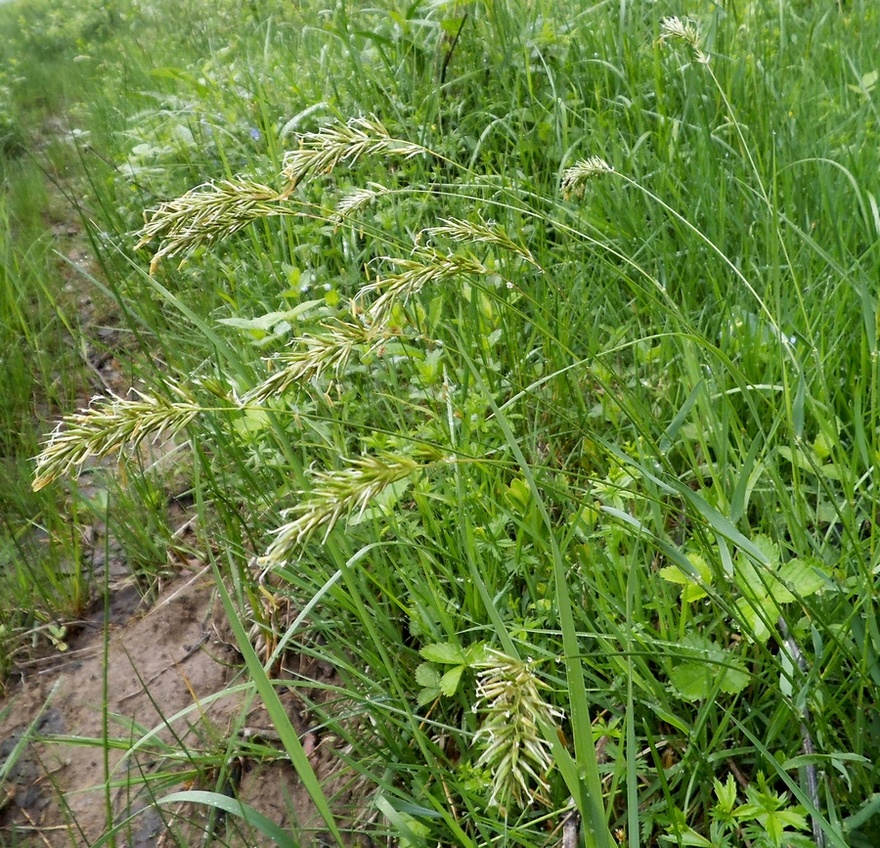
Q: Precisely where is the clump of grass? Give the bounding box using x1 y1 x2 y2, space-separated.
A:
10 0 880 845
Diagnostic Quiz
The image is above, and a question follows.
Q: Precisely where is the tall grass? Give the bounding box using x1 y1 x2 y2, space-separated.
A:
4 0 880 845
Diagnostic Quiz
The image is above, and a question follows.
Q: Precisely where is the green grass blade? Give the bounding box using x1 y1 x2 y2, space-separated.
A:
211 559 344 846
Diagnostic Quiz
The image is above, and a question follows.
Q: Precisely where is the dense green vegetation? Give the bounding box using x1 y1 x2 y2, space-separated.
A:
2 0 880 845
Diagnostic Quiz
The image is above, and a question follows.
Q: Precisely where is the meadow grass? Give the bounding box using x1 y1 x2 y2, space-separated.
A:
3 0 880 845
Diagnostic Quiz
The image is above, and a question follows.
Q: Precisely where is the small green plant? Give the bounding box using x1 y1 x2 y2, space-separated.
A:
664 773 813 848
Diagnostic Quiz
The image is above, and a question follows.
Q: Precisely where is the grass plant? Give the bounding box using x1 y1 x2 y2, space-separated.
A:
3 0 880 845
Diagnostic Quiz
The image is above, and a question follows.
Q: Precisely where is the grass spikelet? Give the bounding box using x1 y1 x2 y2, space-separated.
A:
426 217 541 268
560 157 614 200
135 178 296 271
260 451 441 565
281 116 429 191
473 649 564 811
32 383 202 491
659 16 709 64
359 248 490 321
242 319 398 403
331 182 391 228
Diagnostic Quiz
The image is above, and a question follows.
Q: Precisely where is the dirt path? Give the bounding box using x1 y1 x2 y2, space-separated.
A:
0 563 354 847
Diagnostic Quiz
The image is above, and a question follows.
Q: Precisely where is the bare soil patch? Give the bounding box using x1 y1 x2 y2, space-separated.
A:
0 565 358 847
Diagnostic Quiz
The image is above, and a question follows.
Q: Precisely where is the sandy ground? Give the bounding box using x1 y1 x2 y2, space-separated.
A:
0 562 361 847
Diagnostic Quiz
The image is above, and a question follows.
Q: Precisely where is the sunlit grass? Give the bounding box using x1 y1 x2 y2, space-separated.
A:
3 0 880 845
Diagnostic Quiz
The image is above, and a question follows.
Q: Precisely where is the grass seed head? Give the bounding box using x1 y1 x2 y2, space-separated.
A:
473 649 563 811
135 179 293 269
331 182 390 228
426 217 540 268
281 116 429 192
32 383 201 491
242 319 398 403
660 16 709 64
259 451 438 566
560 157 614 199
358 248 490 321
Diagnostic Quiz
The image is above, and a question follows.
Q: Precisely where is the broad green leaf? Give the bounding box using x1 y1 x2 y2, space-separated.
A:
415 663 441 689
777 558 827 597
777 446 841 480
659 564 692 585
439 665 465 697
669 662 713 701
158 791 297 848
660 554 712 602
420 642 466 665
767 575 796 604
714 774 738 813
217 311 293 332
735 557 767 598
375 795 430 848
666 825 715 847
718 665 750 695
417 686 441 707
735 596 774 643
752 535 781 565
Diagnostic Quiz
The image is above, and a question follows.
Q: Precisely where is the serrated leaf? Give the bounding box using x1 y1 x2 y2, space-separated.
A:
672 829 715 848
464 642 490 665
777 559 827 597
659 565 691 585
682 584 708 603
767 575 796 604
660 554 712 602
669 662 713 701
439 665 465 697
752 534 780 565
718 665 749 695
714 774 738 813
416 686 441 707
735 596 774 643
735 557 767 597
415 663 441 689
420 642 466 665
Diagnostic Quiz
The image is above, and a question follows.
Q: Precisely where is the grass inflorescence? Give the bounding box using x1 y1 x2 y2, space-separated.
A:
4 0 880 845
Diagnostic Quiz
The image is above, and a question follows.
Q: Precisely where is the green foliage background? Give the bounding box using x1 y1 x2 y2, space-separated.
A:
2 0 880 846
